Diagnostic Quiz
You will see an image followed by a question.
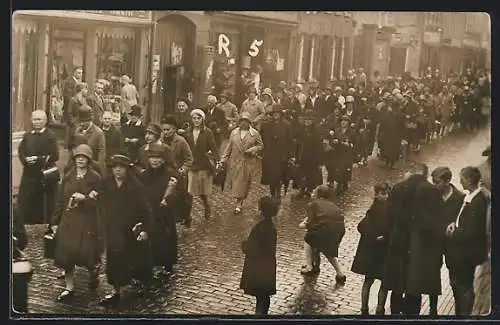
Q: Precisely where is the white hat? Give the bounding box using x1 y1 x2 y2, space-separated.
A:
348 88 356 93
120 75 131 83
295 84 303 91
190 108 206 120
392 88 401 95
346 95 355 103
207 95 217 104
334 86 342 92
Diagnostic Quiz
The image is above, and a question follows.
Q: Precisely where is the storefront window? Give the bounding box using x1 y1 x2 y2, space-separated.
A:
96 28 136 98
263 33 288 87
12 24 37 132
210 31 239 97
301 35 312 82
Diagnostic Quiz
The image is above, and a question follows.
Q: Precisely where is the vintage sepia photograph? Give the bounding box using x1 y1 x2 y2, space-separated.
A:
11 10 491 318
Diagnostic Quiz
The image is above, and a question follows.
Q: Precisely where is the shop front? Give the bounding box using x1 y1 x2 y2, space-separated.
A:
13 10 151 136
201 11 297 106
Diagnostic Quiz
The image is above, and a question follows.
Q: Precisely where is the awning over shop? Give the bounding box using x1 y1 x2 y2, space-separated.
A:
14 10 152 25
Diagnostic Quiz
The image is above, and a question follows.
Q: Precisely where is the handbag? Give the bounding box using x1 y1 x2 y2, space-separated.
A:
43 230 57 259
41 156 60 185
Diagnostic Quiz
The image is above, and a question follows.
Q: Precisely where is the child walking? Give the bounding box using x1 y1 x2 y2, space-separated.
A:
240 196 279 315
351 182 391 315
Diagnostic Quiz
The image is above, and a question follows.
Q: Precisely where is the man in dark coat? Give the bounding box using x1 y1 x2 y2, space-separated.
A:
378 104 404 169
445 166 489 315
121 105 146 163
101 111 125 165
99 154 154 307
66 105 107 177
62 66 83 124
204 95 227 152
383 163 445 315
292 110 324 199
240 196 278 315
86 82 106 127
431 166 465 316
260 104 294 199
17 110 59 225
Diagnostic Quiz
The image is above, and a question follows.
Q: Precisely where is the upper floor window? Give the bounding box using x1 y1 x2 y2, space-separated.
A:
426 12 442 26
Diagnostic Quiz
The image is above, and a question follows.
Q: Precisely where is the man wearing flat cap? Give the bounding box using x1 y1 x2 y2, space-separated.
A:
121 105 146 163
99 153 154 307
205 95 227 151
217 91 239 135
260 104 294 200
66 105 107 176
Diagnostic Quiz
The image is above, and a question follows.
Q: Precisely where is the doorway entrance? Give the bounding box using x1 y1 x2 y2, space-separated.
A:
163 65 185 115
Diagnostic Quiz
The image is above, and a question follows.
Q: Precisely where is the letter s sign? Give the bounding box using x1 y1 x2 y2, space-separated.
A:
248 40 263 58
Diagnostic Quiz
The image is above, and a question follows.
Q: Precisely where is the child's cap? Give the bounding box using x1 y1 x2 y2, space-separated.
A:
259 196 280 218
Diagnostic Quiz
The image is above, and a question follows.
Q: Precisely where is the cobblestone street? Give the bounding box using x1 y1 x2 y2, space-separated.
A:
21 129 489 316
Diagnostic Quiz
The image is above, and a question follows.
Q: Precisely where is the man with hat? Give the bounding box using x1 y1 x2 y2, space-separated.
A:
136 123 176 173
241 88 265 130
293 110 324 199
99 153 154 307
160 115 194 227
121 105 146 163
260 104 294 199
217 91 239 134
205 94 227 152
327 115 358 194
68 105 107 176
305 85 323 119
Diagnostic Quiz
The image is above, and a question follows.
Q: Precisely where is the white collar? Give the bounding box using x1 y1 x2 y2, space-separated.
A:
464 187 482 203
31 128 46 134
127 119 142 126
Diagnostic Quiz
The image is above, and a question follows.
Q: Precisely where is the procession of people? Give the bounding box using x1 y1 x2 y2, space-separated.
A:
13 66 491 316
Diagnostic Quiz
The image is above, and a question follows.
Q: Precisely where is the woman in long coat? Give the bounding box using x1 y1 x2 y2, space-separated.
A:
99 154 154 307
50 144 102 301
221 112 263 214
18 110 59 225
240 196 278 315
139 144 180 277
378 105 403 169
260 105 293 199
185 109 219 219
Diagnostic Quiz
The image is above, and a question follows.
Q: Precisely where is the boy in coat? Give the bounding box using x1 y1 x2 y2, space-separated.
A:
240 196 279 315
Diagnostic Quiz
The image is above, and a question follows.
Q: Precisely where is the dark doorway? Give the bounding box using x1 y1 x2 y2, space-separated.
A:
163 65 185 116
389 47 406 77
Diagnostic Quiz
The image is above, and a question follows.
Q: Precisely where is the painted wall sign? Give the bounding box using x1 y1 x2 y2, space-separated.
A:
217 33 264 58
77 10 151 20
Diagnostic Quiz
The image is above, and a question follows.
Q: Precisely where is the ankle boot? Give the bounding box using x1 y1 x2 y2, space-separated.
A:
361 308 369 315
375 307 385 315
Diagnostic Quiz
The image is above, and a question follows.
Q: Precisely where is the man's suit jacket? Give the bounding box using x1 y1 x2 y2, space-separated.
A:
205 106 228 137
86 92 105 126
448 191 489 267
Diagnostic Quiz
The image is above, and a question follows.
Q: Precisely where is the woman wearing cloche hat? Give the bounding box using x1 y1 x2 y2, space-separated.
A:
50 144 102 302
220 111 264 214
99 151 154 307
138 143 181 278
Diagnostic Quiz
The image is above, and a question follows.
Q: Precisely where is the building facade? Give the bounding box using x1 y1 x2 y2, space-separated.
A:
12 10 151 135
294 12 355 89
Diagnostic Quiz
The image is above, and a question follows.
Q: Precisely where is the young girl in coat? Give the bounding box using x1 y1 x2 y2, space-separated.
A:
351 182 391 315
240 196 279 315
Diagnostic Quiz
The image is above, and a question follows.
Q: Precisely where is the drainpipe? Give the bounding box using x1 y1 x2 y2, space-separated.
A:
145 11 157 125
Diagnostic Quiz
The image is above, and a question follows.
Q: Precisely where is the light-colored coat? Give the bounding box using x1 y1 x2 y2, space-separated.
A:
221 127 263 199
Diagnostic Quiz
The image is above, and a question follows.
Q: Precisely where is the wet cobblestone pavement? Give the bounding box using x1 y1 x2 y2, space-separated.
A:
20 129 490 316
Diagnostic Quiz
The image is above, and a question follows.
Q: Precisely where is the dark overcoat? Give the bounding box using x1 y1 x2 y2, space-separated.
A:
328 127 357 184
383 175 445 295
121 120 146 163
351 199 391 279
304 198 345 258
101 173 154 287
295 125 323 190
139 165 179 269
17 129 59 224
240 218 277 297
260 120 293 186
103 124 125 162
51 168 102 269
378 111 403 163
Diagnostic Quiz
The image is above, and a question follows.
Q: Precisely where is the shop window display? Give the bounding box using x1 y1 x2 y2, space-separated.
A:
49 34 85 125
96 34 135 114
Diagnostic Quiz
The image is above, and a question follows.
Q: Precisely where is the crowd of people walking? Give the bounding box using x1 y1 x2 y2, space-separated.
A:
13 65 491 316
